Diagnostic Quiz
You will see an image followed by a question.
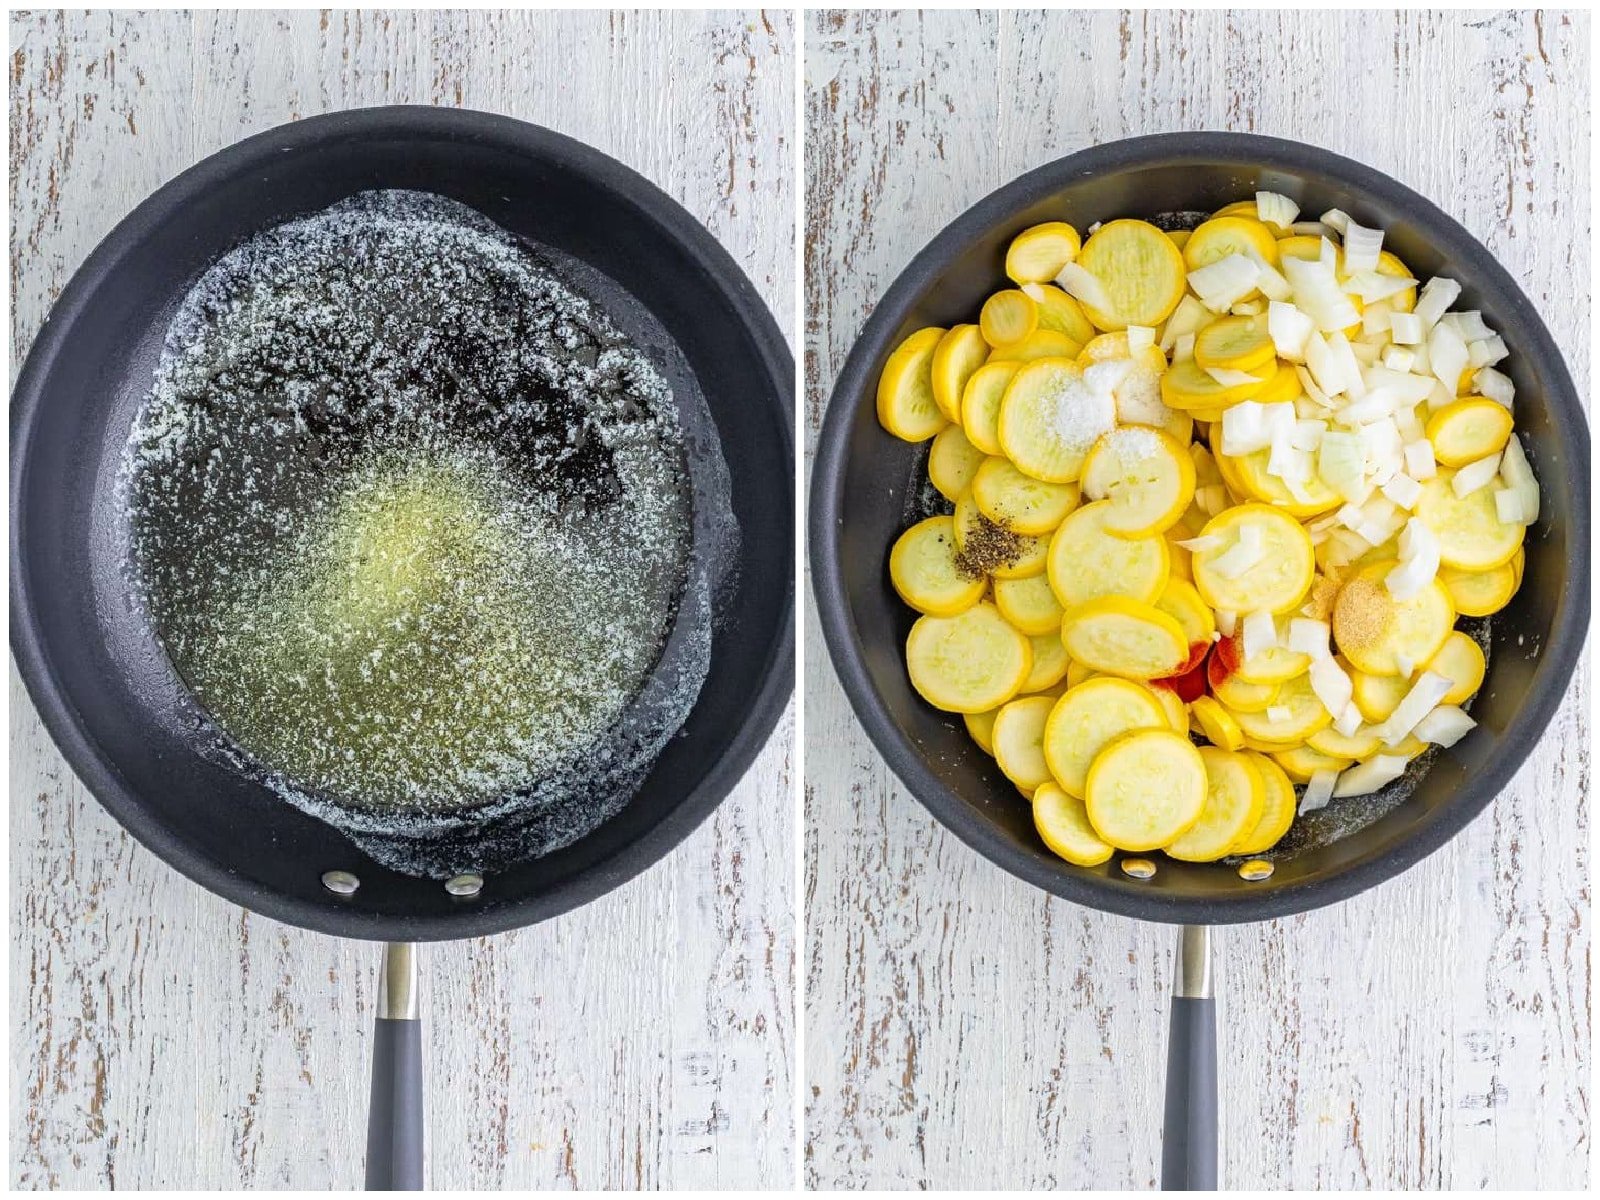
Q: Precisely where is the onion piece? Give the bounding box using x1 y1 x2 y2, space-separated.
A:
1382 346 1416 372
1468 334 1509 368
1288 617 1331 658
1428 321 1470 393
1256 191 1300 229
1341 221 1384 273
1308 656 1354 717
1159 294 1210 354
1475 366 1515 409
1403 438 1437 480
1388 311 1424 345
1319 208 1352 236
1414 705 1476 747
1381 472 1423 510
1332 755 1411 798
1413 277 1463 327
1056 262 1116 314
1333 701 1365 738
1452 454 1501 497
1125 324 1157 354
1374 670 1452 745
1189 253 1262 312
1494 487 1525 525
1300 769 1339 814
1175 533 1226 553
1208 523 1266 579
1499 434 1540 524
1242 609 1278 662
1215 609 1238 637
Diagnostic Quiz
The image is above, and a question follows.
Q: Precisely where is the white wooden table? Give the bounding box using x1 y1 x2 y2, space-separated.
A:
804 9 1589 1189
10 9 794 1190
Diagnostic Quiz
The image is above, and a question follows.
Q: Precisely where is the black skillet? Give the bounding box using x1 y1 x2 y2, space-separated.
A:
11 106 793 1188
810 133 1589 1188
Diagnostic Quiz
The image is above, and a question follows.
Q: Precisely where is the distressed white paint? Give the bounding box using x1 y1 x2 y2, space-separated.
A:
804 9 1588 1189
9 8 794 1190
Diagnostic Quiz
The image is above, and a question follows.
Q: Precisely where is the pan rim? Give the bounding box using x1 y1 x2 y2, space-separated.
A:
11 104 795 941
809 130 1589 925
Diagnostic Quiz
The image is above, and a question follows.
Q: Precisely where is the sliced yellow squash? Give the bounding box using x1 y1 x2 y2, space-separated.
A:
992 694 1058 790
972 456 1080 535
1165 747 1265 862
889 515 987 616
1006 222 1082 284
1042 675 1169 797
1060 596 1189 680
927 423 985 500
877 326 949 441
1034 781 1115 866
1083 728 1208 850
1046 500 1170 608
906 602 1031 712
1074 219 1189 331
1079 426 1197 537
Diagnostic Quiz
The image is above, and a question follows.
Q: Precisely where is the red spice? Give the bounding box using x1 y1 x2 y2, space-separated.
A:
1154 655 1208 703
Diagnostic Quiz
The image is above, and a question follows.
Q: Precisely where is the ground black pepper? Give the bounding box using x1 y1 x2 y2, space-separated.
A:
953 512 1024 579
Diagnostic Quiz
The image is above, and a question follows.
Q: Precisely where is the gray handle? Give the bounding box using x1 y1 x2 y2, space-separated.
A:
1161 996 1218 1189
1161 925 1217 1191
365 943 423 1190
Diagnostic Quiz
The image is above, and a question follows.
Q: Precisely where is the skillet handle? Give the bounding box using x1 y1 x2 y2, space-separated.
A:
1161 925 1217 1191
366 942 424 1190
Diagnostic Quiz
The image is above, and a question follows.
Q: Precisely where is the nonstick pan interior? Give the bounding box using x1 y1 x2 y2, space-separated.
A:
12 107 794 940
810 133 1588 924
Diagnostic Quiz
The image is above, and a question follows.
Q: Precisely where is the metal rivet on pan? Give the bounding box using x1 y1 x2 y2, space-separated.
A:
1120 857 1157 880
1237 859 1275 882
444 872 484 898
321 870 360 896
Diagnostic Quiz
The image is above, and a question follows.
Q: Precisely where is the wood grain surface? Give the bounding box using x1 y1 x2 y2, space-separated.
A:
803 8 1589 1190
9 9 794 1190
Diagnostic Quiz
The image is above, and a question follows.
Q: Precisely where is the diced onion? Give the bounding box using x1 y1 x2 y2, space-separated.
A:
1300 769 1338 814
1494 487 1525 525
1317 431 1366 502
1403 438 1437 480
1308 656 1353 716
1428 321 1469 392
1382 346 1416 372
1333 701 1365 738
1215 609 1238 637
1173 332 1196 362
1159 295 1210 353
1208 523 1266 578
1451 454 1501 497
1381 472 1423 510
1288 618 1331 658
1244 250 1292 301
1388 311 1424 345
1414 705 1476 748
1188 253 1262 312
1206 365 1269 388
1439 310 1493 342
1413 277 1463 327
1125 325 1157 354
1386 518 1439 600
1375 670 1452 745
1332 755 1411 798
1499 434 1540 524
1475 366 1515 408
1266 705 1292 725
1346 269 1416 304
1468 334 1509 368
1256 191 1300 229
1282 255 1361 333
1242 609 1278 662
1056 262 1116 314
1341 221 1384 273
1319 208 1352 236
1175 533 1226 553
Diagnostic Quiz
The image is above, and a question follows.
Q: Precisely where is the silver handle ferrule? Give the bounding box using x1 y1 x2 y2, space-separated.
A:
377 942 420 1020
1174 924 1212 998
